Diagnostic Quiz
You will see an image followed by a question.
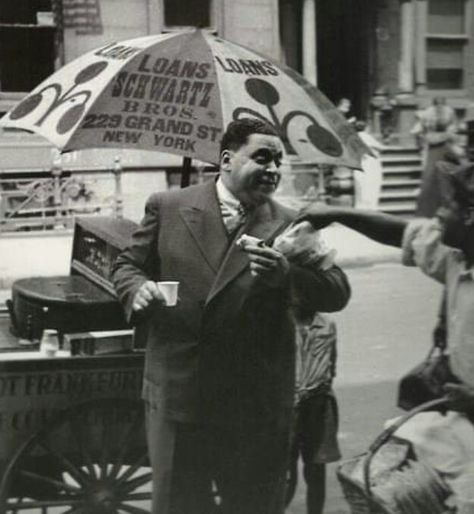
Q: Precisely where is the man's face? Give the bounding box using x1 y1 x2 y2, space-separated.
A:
220 133 284 207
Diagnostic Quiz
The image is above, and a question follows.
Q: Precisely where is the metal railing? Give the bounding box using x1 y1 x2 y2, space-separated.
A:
0 158 125 233
0 157 331 232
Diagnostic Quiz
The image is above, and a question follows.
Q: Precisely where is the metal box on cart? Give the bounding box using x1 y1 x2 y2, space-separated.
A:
7 216 138 343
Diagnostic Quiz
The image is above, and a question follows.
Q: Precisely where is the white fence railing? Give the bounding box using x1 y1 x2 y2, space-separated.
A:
0 158 126 232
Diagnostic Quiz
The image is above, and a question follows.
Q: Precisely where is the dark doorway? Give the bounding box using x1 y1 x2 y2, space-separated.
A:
316 0 376 120
0 0 56 92
279 0 303 73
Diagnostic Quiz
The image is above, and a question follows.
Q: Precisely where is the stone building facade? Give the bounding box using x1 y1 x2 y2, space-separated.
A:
281 0 474 142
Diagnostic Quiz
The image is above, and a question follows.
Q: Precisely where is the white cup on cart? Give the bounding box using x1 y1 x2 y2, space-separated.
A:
157 281 179 307
40 329 60 357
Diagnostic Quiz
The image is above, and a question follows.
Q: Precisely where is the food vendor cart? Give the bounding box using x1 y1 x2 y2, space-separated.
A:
0 216 152 513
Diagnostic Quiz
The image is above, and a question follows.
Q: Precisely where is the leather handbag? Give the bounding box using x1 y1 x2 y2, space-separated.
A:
397 292 459 411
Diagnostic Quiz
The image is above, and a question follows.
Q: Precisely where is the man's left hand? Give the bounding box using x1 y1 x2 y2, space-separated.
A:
242 243 290 287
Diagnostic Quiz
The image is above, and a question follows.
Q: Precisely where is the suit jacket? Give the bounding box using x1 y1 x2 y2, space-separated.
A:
112 180 350 428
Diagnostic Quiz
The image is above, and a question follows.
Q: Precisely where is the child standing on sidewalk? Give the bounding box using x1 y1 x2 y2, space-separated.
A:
287 308 341 514
268 220 344 513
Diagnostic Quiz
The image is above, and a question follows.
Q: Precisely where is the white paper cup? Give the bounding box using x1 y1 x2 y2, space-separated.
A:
157 281 179 306
40 329 60 357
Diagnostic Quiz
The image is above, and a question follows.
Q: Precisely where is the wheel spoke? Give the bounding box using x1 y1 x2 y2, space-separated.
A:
69 411 98 480
119 492 152 502
37 438 91 486
99 410 115 479
109 410 144 480
116 455 149 485
5 496 82 509
118 503 151 514
18 469 82 493
1 400 150 514
119 472 152 495
62 506 86 514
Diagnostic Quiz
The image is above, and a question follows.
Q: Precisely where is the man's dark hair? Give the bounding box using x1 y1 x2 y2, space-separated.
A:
220 118 279 155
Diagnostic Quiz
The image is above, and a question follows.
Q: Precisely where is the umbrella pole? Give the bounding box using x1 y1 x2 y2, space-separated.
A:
180 157 192 188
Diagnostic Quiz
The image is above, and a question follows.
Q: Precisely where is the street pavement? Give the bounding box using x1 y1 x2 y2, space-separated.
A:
287 262 443 514
322 223 401 269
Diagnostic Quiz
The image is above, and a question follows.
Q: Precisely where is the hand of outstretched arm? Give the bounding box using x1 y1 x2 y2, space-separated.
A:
296 204 408 248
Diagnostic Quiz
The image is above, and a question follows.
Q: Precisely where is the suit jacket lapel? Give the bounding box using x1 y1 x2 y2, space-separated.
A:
179 181 228 273
206 201 287 304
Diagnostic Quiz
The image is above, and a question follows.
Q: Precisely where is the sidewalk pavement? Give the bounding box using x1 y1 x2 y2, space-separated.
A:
0 290 10 309
323 223 401 268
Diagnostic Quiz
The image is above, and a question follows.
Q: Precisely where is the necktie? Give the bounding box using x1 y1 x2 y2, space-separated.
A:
221 203 247 235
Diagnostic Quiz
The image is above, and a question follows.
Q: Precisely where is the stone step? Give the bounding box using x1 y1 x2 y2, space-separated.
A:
380 145 419 153
380 189 419 200
380 153 421 161
381 155 423 164
377 145 422 216
382 165 423 174
382 178 421 188
379 202 418 214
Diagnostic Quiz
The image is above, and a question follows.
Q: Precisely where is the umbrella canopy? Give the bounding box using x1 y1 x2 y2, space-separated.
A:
0 29 367 168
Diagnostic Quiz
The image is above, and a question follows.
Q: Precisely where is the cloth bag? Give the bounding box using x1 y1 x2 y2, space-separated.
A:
398 293 459 411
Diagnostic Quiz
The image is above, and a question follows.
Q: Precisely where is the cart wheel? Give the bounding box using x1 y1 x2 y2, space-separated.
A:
0 398 152 513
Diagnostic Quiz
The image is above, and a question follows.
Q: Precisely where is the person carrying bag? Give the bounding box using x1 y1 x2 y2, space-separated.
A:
398 292 460 411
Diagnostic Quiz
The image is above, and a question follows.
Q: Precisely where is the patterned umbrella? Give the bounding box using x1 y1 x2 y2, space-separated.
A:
0 29 367 170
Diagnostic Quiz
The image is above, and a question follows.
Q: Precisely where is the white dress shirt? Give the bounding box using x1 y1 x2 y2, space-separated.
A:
215 177 247 233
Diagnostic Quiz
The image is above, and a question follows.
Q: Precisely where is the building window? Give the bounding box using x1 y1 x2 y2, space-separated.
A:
0 0 58 93
426 40 464 89
428 0 465 33
162 0 217 32
425 0 467 90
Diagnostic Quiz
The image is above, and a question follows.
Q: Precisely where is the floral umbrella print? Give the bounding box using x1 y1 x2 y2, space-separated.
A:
1 29 368 168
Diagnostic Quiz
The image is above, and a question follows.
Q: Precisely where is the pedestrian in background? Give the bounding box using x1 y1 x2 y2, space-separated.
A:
112 118 351 514
415 135 466 218
336 97 356 125
411 96 458 216
411 96 457 155
353 120 385 210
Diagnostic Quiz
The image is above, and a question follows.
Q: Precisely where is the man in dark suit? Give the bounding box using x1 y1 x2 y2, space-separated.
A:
112 118 351 514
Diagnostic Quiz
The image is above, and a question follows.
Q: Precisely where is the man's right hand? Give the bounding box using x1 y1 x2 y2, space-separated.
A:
295 203 342 229
132 281 166 312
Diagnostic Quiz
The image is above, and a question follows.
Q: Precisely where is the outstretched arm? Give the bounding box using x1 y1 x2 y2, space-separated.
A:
296 204 408 248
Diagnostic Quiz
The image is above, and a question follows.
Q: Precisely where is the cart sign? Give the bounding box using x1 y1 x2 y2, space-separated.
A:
0 355 143 471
